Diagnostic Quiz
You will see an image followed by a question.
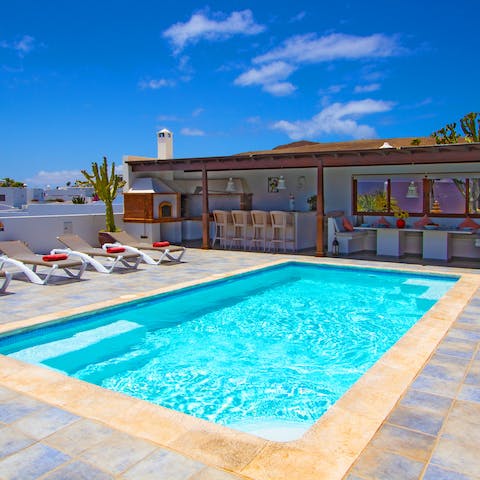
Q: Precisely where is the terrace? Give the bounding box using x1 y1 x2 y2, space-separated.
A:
0 247 479 479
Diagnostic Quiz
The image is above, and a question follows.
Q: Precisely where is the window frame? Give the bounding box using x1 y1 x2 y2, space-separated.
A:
352 175 476 218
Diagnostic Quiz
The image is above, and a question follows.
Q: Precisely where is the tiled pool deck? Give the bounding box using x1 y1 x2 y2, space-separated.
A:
0 248 479 479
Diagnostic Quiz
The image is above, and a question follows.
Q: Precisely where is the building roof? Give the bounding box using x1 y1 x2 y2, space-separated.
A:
241 137 438 155
125 138 480 172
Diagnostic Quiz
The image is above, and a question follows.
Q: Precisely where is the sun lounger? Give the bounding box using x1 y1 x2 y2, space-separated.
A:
0 268 12 293
55 234 142 273
104 231 186 264
0 241 87 285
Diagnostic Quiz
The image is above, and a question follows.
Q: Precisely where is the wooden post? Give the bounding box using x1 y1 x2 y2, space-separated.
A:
316 162 325 256
423 176 429 213
201 165 210 249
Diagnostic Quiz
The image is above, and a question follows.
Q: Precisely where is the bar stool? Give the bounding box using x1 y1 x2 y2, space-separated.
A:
250 210 271 251
212 210 233 249
269 211 295 252
231 210 252 250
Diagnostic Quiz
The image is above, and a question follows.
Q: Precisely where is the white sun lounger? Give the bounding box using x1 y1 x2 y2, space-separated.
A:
55 234 142 273
104 231 186 264
0 241 87 285
0 268 12 293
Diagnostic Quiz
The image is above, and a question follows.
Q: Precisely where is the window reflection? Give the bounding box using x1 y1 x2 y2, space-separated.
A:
430 178 465 214
356 180 388 213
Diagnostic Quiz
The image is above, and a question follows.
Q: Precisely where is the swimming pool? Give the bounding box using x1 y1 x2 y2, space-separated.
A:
0 262 457 441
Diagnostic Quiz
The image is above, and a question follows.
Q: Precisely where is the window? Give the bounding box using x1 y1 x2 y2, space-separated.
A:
468 178 480 214
356 179 388 213
429 178 466 215
390 178 423 214
0 194 5 202
353 175 480 217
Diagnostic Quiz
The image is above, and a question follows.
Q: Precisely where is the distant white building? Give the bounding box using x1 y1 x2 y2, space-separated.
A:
44 186 95 203
0 187 27 209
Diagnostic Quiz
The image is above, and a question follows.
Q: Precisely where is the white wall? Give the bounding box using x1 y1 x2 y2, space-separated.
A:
0 188 27 208
0 213 125 253
0 202 123 217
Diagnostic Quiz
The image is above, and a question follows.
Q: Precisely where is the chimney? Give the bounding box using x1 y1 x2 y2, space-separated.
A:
157 128 173 159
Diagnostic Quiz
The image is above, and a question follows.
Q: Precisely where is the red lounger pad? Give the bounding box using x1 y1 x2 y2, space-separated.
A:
42 253 68 262
152 241 170 247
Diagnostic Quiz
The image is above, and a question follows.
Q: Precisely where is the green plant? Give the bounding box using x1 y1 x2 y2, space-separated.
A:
0 177 25 187
357 190 388 212
81 156 125 232
71 195 86 204
432 112 480 144
410 138 421 146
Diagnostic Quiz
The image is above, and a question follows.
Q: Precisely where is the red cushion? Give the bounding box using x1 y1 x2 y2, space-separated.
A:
106 246 126 253
152 241 170 247
42 253 68 262
414 215 432 229
342 216 354 232
458 217 480 230
377 216 391 227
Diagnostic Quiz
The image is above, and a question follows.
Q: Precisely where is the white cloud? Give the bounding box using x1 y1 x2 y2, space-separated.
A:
290 11 306 23
254 32 402 65
354 83 381 93
263 82 296 96
318 84 345 95
181 127 205 136
157 114 182 122
192 107 204 117
0 35 37 57
24 169 83 187
234 61 296 96
235 32 401 96
163 9 265 53
138 78 175 89
271 99 394 140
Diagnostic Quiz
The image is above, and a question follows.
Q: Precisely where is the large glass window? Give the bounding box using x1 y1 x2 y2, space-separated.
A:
390 178 423 214
353 175 480 217
430 178 466 215
469 178 480 214
356 179 388 213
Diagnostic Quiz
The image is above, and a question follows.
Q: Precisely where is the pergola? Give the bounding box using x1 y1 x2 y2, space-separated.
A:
125 142 480 256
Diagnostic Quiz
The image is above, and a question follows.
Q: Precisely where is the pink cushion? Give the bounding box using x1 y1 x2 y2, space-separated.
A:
42 253 68 262
106 246 126 253
458 217 480 230
342 216 354 232
153 241 170 247
377 216 391 227
414 215 432 229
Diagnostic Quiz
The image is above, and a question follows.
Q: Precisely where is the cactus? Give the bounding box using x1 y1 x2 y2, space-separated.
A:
432 123 459 144
460 112 479 143
432 112 480 144
81 156 125 232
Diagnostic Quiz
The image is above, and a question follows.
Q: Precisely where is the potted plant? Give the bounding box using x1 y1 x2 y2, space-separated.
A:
307 195 317 211
81 156 125 243
393 207 409 228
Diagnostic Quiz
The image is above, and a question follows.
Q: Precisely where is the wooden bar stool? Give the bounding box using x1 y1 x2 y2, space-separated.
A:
231 210 252 250
212 210 233 249
250 210 271 251
269 211 295 252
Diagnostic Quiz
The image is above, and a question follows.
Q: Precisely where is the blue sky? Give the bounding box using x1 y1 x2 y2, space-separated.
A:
1 0 478 186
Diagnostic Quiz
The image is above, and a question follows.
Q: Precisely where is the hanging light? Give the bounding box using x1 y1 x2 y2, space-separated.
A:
225 177 236 193
277 175 287 190
406 181 419 198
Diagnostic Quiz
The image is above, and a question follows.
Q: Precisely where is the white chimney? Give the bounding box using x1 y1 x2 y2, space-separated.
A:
157 128 173 159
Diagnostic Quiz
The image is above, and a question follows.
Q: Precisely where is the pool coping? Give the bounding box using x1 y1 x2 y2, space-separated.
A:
0 257 478 480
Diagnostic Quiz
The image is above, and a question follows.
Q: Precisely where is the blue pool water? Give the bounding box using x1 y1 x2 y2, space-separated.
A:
0 262 457 440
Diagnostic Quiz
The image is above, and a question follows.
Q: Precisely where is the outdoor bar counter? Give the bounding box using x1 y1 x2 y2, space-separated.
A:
355 226 475 260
